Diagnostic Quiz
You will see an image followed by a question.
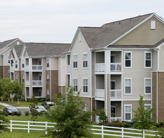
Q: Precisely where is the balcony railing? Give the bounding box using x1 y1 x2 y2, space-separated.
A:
95 63 105 72
32 80 42 87
110 117 122 122
110 63 122 72
32 65 42 71
25 80 29 87
110 89 122 99
95 89 105 100
67 65 71 73
95 115 99 123
25 65 29 71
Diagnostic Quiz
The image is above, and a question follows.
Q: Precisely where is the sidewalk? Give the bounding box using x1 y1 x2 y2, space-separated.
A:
0 102 29 109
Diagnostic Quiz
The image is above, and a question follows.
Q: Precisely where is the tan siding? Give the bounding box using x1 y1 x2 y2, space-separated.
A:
3 66 10 78
152 72 157 119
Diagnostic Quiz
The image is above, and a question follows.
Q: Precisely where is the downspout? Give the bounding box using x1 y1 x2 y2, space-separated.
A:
157 49 159 123
90 49 93 121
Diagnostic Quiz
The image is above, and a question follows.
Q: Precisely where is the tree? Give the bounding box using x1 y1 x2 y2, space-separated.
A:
132 95 155 138
0 113 9 133
45 86 92 138
96 109 108 125
29 96 38 121
0 78 5 101
2 78 12 102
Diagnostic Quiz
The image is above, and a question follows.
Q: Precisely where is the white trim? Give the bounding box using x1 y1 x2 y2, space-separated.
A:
151 21 156 30
124 51 132 68
106 14 154 46
124 78 132 95
83 78 88 93
144 104 152 108
122 99 151 101
124 104 132 121
144 51 152 68
144 78 151 95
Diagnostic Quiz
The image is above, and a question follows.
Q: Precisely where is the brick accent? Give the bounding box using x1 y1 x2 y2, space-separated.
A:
152 72 157 120
20 71 25 84
3 66 10 78
46 70 50 98
158 72 164 122
58 86 65 98
14 71 20 82
81 97 95 112
51 70 58 100
0 66 3 78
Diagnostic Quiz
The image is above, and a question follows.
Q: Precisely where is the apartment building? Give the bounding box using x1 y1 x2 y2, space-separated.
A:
66 13 164 122
0 38 23 78
9 42 70 100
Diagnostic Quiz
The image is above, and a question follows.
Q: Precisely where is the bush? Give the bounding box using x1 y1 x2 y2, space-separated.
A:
154 122 164 128
20 98 25 101
31 111 38 116
38 112 44 116
17 111 21 116
0 111 8 116
11 112 15 116
40 98 44 103
25 111 29 116
46 98 50 101
104 122 122 127
122 122 131 128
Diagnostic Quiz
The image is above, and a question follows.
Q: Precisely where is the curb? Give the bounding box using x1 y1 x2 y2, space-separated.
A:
17 107 29 109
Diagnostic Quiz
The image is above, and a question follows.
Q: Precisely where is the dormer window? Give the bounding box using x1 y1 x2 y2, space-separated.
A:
151 21 156 30
17 41 20 45
47 59 49 67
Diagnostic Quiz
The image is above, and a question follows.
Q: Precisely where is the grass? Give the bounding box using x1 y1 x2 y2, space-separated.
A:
0 104 4 110
1 101 42 107
6 116 48 121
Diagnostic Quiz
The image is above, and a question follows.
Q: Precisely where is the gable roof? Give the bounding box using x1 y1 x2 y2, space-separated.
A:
13 45 24 58
0 38 18 50
25 43 71 57
78 13 154 49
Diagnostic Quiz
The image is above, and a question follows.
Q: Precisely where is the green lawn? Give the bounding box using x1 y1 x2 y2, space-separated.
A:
1 101 42 107
6 116 48 121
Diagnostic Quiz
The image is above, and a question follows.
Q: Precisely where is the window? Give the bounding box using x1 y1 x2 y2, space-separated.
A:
83 104 87 112
47 90 49 98
8 70 10 77
22 75 24 82
8 59 10 63
124 105 132 121
145 78 151 94
83 79 88 92
47 74 49 83
39 75 41 80
151 21 155 30
125 78 132 94
73 55 78 68
124 52 132 68
47 59 49 67
39 60 41 65
15 74 17 80
15 60 18 68
145 104 151 110
38 90 41 96
145 52 152 68
83 53 88 68
73 78 78 92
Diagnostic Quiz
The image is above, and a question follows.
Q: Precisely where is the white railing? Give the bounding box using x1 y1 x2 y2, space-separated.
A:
110 89 122 99
95 115 99 123
95 63 105 72
32 80 42 86
95 89 105 100
35 96 42 98
10 66 14 71
32 65 42 71
110 63 122 72
25 80 29 86
7 120 159 138
67 65 71 73
110 117 122 122
25 65 29 71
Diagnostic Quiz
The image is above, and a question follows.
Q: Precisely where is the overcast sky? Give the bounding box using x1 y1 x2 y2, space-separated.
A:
0 0 164 43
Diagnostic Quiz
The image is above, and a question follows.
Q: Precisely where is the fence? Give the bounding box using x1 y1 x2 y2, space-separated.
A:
7 120 159 138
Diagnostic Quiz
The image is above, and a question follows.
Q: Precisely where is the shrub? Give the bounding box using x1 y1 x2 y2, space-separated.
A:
46 98 50 101
40 98 44 103
11 112 15 116
25 111 29 116
38 112 44 116
20 98 25 101
122 122 131 128
17 111 21 116
104 122 122 127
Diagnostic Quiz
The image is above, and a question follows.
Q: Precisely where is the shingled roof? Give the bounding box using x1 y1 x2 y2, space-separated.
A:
79 13 153 49
25 43 71 57
0 38 18 50
13 45 24 58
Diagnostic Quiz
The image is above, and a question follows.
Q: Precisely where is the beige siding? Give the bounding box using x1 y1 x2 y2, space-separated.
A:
115 17 164 45
159 44 164 70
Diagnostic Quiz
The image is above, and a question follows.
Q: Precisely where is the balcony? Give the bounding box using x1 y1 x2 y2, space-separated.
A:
25 65 29 71
10 66 14 72
32 65 42 71
110 63 122 72
110 90 122 100
95 63 105 73
110 117 122 122
32 80 42 87
67 65 71 73
25 80 29 87
95 89 105 100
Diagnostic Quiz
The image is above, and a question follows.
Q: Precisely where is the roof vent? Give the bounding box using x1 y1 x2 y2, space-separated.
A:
17 41 20 45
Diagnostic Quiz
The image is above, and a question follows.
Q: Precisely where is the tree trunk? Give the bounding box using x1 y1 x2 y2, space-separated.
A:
8 98 10 102
17 98 20 105
11 98 13 103
1 96 3 102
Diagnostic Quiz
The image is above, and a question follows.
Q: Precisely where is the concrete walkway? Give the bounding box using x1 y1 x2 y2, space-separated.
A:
0 102 29 109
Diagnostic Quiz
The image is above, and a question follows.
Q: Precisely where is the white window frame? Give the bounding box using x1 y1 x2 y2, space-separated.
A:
47 74 49 83
83 53 88 68
124 78 132 95
124 104 132 121
83 78 88 93
73 78 78 92
144 78 151 95
124 51 132 68
46 58 50 68
73 54 78 69
83 104 87 112
144 51 152 68
144 104 151 109
151 21 156 30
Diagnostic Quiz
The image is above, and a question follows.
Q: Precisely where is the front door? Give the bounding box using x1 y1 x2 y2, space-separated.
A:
111 106 116 117
111 80 115 90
